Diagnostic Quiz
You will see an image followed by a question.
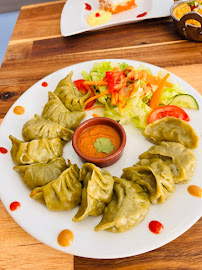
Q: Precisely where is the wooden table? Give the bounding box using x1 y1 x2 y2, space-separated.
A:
0 1 201 269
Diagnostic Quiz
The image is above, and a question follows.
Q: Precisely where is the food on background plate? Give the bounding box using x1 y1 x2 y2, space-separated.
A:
87 10 112 27
173 0 202 27
99 0 137 14
22 114 74 142
139 142 197 184
78 124 121 158
42 92 86 130
94 177 150 233
54 71 91 112
143 117 199 149
30 163 81 211
81 61 198 129
73 163 114 222
9 136 63 165
14 157 68 189
122 158 175 204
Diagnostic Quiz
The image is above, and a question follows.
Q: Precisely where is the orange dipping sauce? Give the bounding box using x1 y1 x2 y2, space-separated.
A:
78 124 121 159
187 185 202 198
13 106 25 115
57 229 74 247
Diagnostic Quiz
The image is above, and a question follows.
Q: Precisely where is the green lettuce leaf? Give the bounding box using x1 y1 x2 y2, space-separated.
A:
104 97 152 129
160 83 186 105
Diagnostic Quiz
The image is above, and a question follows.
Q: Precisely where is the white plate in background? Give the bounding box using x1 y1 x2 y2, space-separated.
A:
60 0 174 36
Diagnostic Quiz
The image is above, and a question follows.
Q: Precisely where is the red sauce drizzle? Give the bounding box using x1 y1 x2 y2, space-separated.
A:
137 12 147 18
85 3 92 11
10 201 21 211
149 220 164 234
0 147 8 154
187 185 202 198
95 13 100 17
42 82 48 87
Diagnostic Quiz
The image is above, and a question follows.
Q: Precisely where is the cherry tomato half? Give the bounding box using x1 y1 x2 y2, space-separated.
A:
147 105 190 124
73 79 95 109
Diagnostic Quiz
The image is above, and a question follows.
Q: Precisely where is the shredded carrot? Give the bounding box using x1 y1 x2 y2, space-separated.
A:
93 113 100 118
111 91 116 105
83 81 108 86
84 90 109 105
146 73 173 88
84 105 105 111
149 74 170 109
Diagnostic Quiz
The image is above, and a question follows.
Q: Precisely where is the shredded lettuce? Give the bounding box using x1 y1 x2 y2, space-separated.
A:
160 83 186 105
82 61 188 130
138 64 152 75
104 97 152 129
82 61 129 82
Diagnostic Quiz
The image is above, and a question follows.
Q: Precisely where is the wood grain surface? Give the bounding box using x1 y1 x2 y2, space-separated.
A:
0 1 201 269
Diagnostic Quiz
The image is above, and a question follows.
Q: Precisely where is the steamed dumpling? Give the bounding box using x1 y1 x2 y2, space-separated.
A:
94 177 150 233
22 114 74 142
13 157 67 189
30 163 81 211
42 92 86 130
139 141 197 183
143 117 199 149
72 163 114 222
9 135 63 165
122 158 175 204
54 72 91 111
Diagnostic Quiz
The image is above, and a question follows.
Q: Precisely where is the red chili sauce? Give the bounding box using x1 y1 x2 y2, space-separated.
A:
0 147 8 154
42 82 48 87
149 220 164 234
85 3 92 11
137 12 147 18
10 201 21 211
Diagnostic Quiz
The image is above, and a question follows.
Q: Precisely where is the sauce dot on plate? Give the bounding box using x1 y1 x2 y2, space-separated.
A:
187 185 202 198
0 147 8 154
58 229 74 247
85 3 92 11
137 12 147 18
149 220 164 234
42 82 48 87
13 106 25 115
10 201 21 211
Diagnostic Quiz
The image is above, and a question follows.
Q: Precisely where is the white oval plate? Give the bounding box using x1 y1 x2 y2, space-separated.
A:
60 0 174 37
0 59 201 259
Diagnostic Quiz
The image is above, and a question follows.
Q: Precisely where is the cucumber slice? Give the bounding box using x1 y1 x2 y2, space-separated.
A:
169 94 199 110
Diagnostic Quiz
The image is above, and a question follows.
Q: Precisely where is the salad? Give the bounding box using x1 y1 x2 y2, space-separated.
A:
74 61 199 129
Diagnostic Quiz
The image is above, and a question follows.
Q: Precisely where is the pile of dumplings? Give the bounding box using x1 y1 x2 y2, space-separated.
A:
9 72 199 233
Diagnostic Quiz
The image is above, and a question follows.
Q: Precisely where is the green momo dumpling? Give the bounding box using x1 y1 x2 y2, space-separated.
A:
122 158 175 204
72 163 114 222
30 163 81 211
22 114 73 142
13 157 67 189
54 72 91 111
94 177 150 233
42 92 86 130
9 135 63 165
139 141 197 184
143 117 199 149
